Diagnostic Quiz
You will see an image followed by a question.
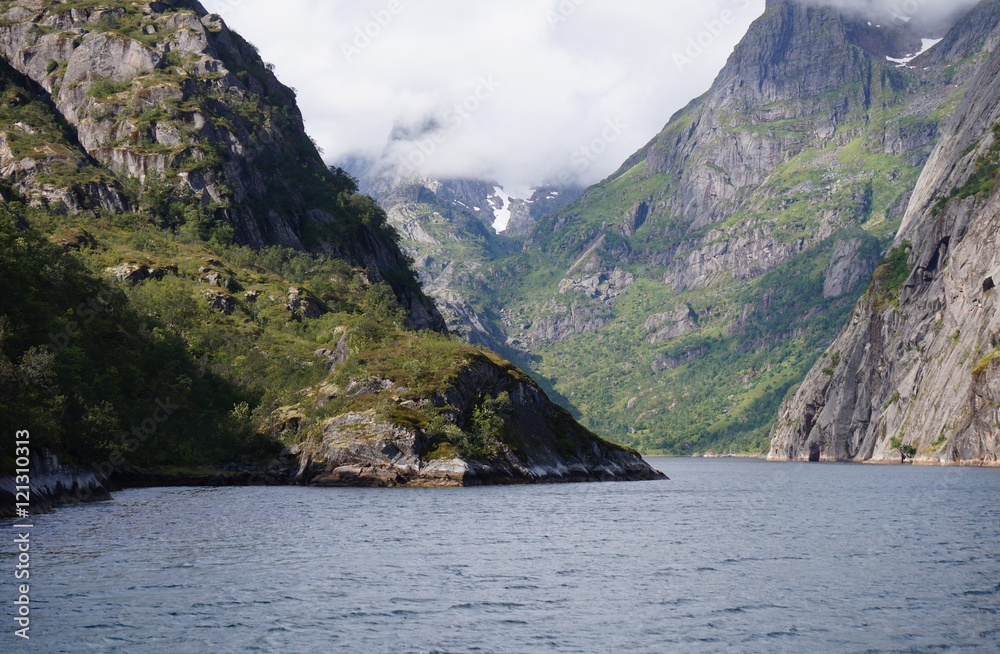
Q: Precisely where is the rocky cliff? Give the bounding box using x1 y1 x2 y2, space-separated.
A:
0 0 443 329
768 17 1000 466
291 352 665 487
459 0 996 455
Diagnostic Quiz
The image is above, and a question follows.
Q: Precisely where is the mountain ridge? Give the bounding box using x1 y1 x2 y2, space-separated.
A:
366 0 1000 456
0 0 664 515
769 6 1000 465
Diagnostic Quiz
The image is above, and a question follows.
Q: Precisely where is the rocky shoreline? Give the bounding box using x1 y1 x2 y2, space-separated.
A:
0 449 667 519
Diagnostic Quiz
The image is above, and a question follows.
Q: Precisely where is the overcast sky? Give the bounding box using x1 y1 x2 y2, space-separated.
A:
201 0 976 195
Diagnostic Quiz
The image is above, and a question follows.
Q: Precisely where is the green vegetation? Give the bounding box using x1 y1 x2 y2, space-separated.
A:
870 243 913 308
933 122 1000 215
0 201 271 470
823 351 841 376
890 436 917 461
955 122 1000 199
973 345 1000 377
479 118 910 456
0 179 532 475
459 392 512 460
87 78 131 99
0 60 109 189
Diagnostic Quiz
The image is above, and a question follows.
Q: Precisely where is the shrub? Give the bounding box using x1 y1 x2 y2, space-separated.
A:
87 78 131 99
871 242 913 307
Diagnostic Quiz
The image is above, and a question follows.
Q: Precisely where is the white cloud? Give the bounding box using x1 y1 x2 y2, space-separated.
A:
199 0 765 190
802 0 980 22
200 0 974 191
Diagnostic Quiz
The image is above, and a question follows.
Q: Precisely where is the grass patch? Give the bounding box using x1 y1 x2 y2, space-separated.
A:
870 242 913 308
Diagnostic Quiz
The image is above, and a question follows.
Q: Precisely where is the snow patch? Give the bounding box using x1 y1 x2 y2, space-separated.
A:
887 38 944 67
490 186 513 233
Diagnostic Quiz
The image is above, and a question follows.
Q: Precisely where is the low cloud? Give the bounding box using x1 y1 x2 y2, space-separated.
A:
203 0 977 191
802 0 982 27
200 0 766 191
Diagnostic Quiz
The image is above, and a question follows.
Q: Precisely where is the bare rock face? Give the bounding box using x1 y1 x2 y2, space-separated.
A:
202 290 235 314
314 334 349 372
291 412 468 487
0 1 294 243
664 225 810 292
106 261 171 284
286 286 327 321
823 238 879 299
0 59 125 212
559 267 635 303
646 305 699 345
522 300 612 347
769 34 1000 466
652 348 707 374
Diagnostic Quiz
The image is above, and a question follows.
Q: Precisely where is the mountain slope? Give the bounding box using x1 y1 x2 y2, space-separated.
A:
0 0 663 512
769 17 1000 465
479 0 996 454
0 0 444 329
351 123 584 349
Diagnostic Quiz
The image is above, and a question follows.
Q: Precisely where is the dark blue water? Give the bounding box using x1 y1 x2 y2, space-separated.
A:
3 459 1000 652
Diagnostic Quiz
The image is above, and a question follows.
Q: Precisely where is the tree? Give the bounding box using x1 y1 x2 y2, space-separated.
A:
890 437 917 463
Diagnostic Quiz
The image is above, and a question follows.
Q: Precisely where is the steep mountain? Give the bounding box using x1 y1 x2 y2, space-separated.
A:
0 0 443 329
769 15 1000 465
472 0 999 454
0 0 662 513
353 133 583 347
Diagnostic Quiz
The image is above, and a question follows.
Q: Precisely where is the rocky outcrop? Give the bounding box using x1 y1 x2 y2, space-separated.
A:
646 305 699 345
652 348 707 374
292 356 666 486
769 28 1000 466
0 453 110 518
521 300 612 347
823 237 879 299
664 225 810 292
626 0 918 233
0 57 125 212
609 0 971 292
559 267 635 303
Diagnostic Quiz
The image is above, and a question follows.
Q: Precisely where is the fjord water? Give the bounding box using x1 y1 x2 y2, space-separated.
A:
6 459 1000 653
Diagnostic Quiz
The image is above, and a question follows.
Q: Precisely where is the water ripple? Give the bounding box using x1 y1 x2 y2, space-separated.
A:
2 459 999 652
